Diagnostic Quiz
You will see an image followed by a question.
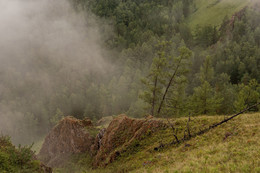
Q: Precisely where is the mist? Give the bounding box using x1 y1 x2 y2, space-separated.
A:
0 0 111 144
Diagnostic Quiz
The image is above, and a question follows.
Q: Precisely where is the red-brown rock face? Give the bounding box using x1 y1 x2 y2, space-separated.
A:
38 115 165 168
91 114 165 167
37 116 94 167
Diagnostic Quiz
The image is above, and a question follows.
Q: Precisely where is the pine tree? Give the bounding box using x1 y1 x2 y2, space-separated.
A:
140 41 168 116
141 41 192 117
191 56 223 115
157 46 192 116
215 73 236 114
50 108 64 126
234 79 260 112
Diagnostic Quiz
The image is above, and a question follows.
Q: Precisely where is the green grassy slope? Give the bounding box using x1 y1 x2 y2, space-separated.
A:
133 113 260 173
56 113 260 173
187 0 251 29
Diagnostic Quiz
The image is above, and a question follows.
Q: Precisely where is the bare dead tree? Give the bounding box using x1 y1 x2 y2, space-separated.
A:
166 118 180 143
194 102 260 136
185 115 191 139
155 102 260 149
183 116 190 139
151 76 158 116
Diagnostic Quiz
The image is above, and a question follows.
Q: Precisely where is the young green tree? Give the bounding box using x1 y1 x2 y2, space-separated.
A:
254 27 260 47
140 41 168 116
215 73 236 114
234 79 260 112
50 108 64 126
157 46 192 116
141 41 192 117
194 25 219 47
191 56 223 115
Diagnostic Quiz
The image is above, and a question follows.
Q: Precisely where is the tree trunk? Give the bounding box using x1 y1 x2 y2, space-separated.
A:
157 57 183 116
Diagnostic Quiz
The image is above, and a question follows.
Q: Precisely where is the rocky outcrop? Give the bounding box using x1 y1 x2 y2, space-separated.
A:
229 7 247 30
38 115 166 168
91 114 165 167
219 6 247 36
37 116 95 167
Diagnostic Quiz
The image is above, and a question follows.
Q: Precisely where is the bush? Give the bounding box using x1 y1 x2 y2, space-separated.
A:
0 135 41 172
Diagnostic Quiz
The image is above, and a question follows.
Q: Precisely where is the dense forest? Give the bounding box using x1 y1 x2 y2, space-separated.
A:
0 0 259 145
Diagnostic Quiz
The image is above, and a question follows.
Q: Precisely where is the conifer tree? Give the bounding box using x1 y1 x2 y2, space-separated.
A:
140 41 168 116
191 56 223 115
157 46 192 116
141 41 192 117
234 79 260 112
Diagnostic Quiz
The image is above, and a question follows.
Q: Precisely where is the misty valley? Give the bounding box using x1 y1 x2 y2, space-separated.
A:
0 0 260 172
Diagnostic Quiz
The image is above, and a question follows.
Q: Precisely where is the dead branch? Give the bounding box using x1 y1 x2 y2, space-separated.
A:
157 57 183 116
155 102 260 149
186 115 191 139
166 118 180 143
193 102 260 137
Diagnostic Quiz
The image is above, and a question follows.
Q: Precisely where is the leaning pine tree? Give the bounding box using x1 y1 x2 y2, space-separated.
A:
141 41 192 117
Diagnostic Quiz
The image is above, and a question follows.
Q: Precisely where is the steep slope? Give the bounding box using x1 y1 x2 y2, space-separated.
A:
88 113 260 173
127 113 260 173
187 0 251 29
37 115 166 172
91 115 166 167
49 113 260 173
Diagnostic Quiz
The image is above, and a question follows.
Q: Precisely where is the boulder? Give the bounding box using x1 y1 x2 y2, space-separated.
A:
92 114 165 167
37 116 94 167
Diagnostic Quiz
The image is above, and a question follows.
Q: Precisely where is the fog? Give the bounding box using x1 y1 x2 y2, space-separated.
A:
0 0 111 144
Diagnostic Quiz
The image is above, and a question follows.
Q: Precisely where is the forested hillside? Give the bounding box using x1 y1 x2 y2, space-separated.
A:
0 0 259 145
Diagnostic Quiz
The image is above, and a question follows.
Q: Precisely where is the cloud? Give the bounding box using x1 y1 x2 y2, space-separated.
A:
0 0 111 144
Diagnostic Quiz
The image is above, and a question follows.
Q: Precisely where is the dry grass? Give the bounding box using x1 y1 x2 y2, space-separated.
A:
53 113 260 173
133 113 260 173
